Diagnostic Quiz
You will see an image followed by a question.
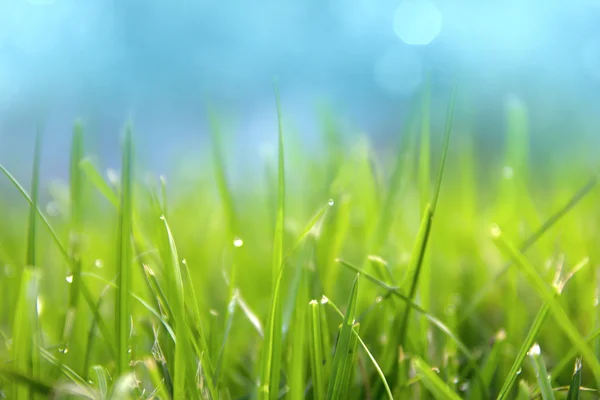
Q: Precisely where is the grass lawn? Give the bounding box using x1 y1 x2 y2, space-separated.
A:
0 86 599 399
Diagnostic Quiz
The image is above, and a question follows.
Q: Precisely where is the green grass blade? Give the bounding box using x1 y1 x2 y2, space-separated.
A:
567 358 582 400
0 366 54 397
326 273 359 400
461 174 598 324
325 297 393 400
308 300 326 400
399 83 458 348
528 344 555 400
115 124 134 376
496 302 550 400
259 81 286 400
412 356 461 400
79 158 119 207
491 227 600 386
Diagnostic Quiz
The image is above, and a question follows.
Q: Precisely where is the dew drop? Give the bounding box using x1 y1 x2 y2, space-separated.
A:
459 382 470 392
59 347 68 354
516 368 523 375
66 275 74 283
328 199 335 206
94 259 103 269
233 238 244 248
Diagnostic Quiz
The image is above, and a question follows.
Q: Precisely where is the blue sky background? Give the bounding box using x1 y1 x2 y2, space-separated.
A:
1 0 600 177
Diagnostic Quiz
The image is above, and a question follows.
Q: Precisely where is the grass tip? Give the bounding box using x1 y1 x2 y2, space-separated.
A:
309 299 319 306
320 296 329 305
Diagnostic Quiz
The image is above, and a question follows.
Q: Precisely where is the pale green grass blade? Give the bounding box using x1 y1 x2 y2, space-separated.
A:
288 263 308 400
308 300 326 400
528 344 555 400
259 82 285 400
161 216 190 399
491 227 600 385
567 358 582 400
79 158 119 207
326 273 359 400
115 125 134 376
412 356 461 400
11 267 38 399
144 357 171 400
325 297 393 400
517 380 530 400
462 174 598 324
92 365 110 398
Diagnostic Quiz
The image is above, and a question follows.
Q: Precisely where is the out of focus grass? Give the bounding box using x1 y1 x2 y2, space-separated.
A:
0 86 599 399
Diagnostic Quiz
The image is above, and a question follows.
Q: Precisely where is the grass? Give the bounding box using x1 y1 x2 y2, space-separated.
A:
0 85 599 399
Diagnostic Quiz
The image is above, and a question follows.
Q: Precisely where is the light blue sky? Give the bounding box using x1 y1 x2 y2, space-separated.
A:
1 0 599 175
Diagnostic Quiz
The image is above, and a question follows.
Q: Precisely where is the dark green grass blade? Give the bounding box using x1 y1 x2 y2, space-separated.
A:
399 83 458 348
413 357 461 400
259 81 285 400
462 174 598 324
528 344 555 400
492 228 600 385
567 358 582 400
115 124 134 376
0 367 54 397
326 273 359 400
552 329 600 381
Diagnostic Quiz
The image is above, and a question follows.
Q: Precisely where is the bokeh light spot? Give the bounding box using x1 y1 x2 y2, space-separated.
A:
394 0 442 45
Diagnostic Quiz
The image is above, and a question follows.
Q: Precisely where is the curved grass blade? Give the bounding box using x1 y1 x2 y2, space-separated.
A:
0 162 114 360
491 227 600 386
0 366 53 397
326 273 359 400
567 358 582 400
412 357 461 400
528 344 555 400
325 296 393 400
79 158 119 207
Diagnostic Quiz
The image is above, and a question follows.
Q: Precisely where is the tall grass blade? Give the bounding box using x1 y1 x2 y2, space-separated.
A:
115 124 134 376
308 300 326 400
259 81 285 400
399 83 458 348
326 273 359 400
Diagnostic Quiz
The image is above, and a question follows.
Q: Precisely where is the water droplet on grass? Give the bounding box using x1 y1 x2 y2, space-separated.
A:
328 199 335 206
233 238 244 248
94 259 103 269
66 275 73 283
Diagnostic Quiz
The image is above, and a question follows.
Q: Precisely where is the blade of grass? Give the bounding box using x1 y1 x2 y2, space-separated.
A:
326 273 359 400
325 296 393 400
528 344 555 400
412 356 461 400
491 226 600 386
308 300 326 400
461 174 598 324
566 358 582 400
259 81 285 400
115 125 134 376
0 366 54 397
399 83 458 349
338 259 488 398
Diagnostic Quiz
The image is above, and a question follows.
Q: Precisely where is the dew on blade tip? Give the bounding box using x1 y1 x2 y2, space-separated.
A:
528 343 541 356
328 199 334 206
233 237 244 248
66 275 73 283
490 224 502 238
